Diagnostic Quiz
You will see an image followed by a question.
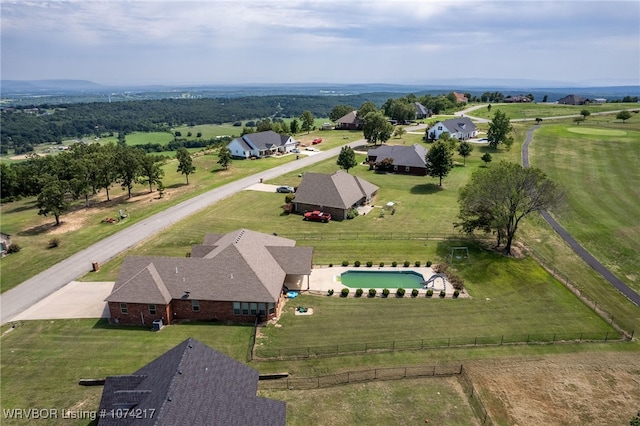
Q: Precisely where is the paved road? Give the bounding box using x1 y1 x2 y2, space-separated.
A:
0 141 365 324
522 126 640 307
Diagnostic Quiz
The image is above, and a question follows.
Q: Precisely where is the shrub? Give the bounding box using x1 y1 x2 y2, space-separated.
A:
426 289 434 298
426 260 432 267
439 290 446 298
328 263 333 267
341 288 349 297
411 288 419 298
432 262 449 274
342 260 349 266
396 288 406 297
368 288 377 297
382 288 390 298
379 262 384 267
284 194 295 203
366 261 373 267
355 288 364 297
453 290 460 298
414 260 421 267
48 238 61 248
391 261 398 267
449 274 465 290
7 243 21 254
403 260 410 267
354 260 361 267
327 289 334 296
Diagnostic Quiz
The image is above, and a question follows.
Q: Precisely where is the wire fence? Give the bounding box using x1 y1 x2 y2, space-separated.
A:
284 232 471 242
252 330 624 361
459 364 493 425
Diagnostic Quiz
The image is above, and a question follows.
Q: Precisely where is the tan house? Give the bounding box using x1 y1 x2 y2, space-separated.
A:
105 229 313 326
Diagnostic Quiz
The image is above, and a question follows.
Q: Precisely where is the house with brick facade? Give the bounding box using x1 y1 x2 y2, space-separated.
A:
105 229 313 327
98 338 285 425
367 143 428 176
292 170 378 220
334 110 365 130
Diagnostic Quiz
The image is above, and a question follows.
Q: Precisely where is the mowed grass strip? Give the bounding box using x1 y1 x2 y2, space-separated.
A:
466 102 639 120
529 122 640 291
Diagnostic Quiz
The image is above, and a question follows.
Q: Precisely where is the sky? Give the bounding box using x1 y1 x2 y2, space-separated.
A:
1 0 639 87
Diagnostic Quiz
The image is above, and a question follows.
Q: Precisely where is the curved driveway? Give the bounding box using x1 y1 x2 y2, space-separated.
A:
522 126 640 307
0 140 365 324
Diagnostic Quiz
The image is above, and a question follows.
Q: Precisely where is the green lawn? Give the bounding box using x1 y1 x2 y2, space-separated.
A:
467 102 639 120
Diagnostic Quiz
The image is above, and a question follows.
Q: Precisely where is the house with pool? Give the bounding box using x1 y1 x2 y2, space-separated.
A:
105 229 313 327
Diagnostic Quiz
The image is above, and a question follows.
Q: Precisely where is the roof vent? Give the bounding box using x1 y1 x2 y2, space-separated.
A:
184 290 190 298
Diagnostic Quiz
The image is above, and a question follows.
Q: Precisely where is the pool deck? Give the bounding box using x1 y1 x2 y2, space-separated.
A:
293 266 460 297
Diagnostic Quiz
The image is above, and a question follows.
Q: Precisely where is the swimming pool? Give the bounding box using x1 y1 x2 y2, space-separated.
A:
340 270 425 289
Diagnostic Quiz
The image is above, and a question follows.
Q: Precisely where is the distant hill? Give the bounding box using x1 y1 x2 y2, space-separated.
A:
1 79 108 93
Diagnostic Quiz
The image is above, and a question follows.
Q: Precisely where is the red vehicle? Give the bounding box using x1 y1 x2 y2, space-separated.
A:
312 138 323 145
303 210 331 223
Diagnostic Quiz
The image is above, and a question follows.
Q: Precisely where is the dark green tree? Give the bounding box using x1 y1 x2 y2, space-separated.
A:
363 111 393 145
457 140 474 166
329 105 355 122
289 118 300 134
336 146 357 173
139 154 165 193
299 110 315 134
217 146 233 170
630 410 640 426
37 176 70 226
617 110 632 122
481 152 492 166
357 101 377 119
176 147 196 184
487 110 513 150
456 161 564 255
580 109 591 119
115 145 144 198
425 141 454 186
256 118 272 132
94 143 117 201
0 162 18 199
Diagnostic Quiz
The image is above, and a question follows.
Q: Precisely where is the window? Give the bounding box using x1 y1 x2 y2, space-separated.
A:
192 300 200 312
438 126 442 130
120 303 128 315
241 302 249 315
233 302 241 315
149 304 156 315
250 303 257 315
268 303 275 314
258 303 266 316
393 165 398 171
405 166 410 172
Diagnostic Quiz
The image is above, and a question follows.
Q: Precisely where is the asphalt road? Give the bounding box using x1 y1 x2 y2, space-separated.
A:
522 126 640 307
0 140 365 324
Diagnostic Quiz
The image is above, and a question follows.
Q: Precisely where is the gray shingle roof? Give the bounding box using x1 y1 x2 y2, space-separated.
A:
440 116 477 134
241 130 291 151
106 229 313 304
98 338 286 426
413 102 430 116
335 110 363 125
367 144 427 168
293 171 379 209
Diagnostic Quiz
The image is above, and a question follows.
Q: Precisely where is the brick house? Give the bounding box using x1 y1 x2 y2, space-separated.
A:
105 229 313 326
98 338 285 425
292 170 378 220
367 143 428 176
334 110 365 130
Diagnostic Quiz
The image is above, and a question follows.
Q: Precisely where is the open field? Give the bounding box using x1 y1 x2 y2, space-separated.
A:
466 102 640 120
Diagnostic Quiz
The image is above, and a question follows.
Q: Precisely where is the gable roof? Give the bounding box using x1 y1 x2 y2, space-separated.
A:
98 338 285 426
232 131 292 151
367 144 427 168
106 229 313 304
335 110 364 125
293 170 378 210
413 102 430 116
557 94 588 105
439 116 477 134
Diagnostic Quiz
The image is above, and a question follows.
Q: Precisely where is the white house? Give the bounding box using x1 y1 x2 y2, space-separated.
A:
427 117 478 140
227 131 297 159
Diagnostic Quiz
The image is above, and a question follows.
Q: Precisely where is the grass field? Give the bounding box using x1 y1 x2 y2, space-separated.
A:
466 102 639 120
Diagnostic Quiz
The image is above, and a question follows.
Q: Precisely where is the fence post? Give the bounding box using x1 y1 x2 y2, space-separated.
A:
421 339 424 349
579 332 583 342
604 331 609 342
307 347 310 358
552 333 555 343
347 372 350 383
392 341 395 351
474 336 477 346
448 337 450 347
526 334 530 344
404 367 407 378
375 369 378 380
500 335 503 345
317 376 320 388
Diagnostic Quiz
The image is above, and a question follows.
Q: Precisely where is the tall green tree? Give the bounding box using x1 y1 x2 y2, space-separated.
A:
116 145 144 198
457 140 474 166
363 111 393 145
456 161 564 255
299 110 315 134
217 146 233 170
0 163 18 199
357 101 377 119
37 176 70 226
329 105 355 122
336 146 357 173
487 109 513 150
616 110 632 122
425 141 454 186
176 147 196 184
94 143 117 201
139 154 165 193
580 109 591 119
289 118 300 134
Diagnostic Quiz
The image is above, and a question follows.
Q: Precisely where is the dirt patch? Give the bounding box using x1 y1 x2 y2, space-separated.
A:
467 351 640 425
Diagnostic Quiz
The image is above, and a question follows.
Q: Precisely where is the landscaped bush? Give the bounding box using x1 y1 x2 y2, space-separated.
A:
411 288 419 297
414 260 421 267
342 260 349 266
439 290 446 298
328 263 333 267
448 273 465 290
7 243 21 254
341 288 349 297
391 261 398 267
433 262 449 274
355 288 364 297
426 289 434 298
346 208 359 219
368 288 377 297
48 238 60 249
396 288 406 297
403 260 410 267
453 290 460 298
382 288 390 298
366 261 373 267
379 262 384 267
327 289 334 296
354 260 361 267
426 260 432 267
284 194 295 203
